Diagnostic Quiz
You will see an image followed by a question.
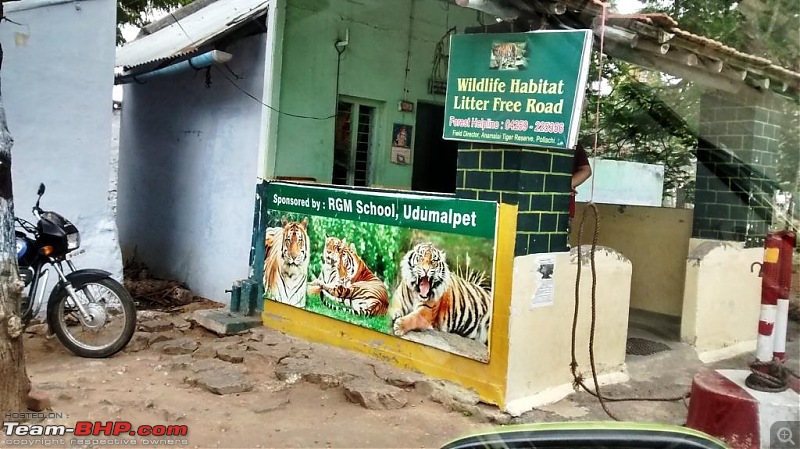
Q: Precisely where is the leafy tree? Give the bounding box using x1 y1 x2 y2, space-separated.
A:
0 0 193 44
581 0 799 205
580 54 698 203
646 0 798 71
642 0 747 52
117 0 193 43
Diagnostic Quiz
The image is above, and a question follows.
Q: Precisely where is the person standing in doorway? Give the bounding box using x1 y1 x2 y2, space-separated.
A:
570 142 592 221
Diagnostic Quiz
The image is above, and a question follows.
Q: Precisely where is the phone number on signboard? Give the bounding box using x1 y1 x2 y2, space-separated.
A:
503 120 565 134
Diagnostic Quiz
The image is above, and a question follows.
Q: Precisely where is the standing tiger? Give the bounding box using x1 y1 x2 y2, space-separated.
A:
390 242 492 345
263 217 310 308
491 43 524 70
309 240 389 317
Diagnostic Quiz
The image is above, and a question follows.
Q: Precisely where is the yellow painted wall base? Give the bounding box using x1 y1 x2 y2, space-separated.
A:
262 204 518 407
571 203 692 317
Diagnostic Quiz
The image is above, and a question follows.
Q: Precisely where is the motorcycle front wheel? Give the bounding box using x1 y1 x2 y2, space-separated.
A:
47 278 137 358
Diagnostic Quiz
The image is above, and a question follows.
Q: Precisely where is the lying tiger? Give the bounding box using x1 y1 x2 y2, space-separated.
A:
390 242 492 345
308 236 346 297
309 236 389 317
263 217 310 308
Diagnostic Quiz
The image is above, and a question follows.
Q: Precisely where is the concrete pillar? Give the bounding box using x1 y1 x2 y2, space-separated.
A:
455 142 573 256
504 248 631 414
681 240 762 361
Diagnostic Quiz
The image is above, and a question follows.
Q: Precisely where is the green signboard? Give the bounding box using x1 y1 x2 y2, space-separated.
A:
443 30 593 149
266 182 497 238
259 182 498 363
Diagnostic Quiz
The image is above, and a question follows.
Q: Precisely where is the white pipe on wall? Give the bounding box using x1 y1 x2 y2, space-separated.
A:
115 50 233 85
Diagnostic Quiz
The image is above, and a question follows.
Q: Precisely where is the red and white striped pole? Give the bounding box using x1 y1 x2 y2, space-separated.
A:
755 233 782 364
773 231 795 362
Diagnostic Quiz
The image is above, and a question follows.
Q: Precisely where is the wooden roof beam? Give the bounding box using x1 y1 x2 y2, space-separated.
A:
669 37 767 72
594 24 640 46
745 74 771 90
698 56 724 73
660 48 700 67
607 46 745 94
629 21 674 44
631 38 670 55
721 65 747 82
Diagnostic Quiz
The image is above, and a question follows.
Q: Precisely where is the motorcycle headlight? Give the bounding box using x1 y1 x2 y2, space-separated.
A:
67 231 81 250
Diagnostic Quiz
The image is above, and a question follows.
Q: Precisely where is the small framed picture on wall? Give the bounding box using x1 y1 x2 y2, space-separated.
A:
391 123 412 165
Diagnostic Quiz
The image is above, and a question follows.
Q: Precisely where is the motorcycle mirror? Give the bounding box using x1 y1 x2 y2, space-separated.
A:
37 183 45 196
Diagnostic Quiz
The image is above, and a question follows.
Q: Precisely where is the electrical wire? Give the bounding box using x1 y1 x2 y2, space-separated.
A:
166 11 335 121
334 38 346 115
223 63 243 80
0 16 23 26
402 0 415 100
213 66 335 121
169 12 192 42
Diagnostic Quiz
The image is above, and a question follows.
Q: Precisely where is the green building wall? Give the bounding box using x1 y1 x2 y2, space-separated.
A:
271 0 482 188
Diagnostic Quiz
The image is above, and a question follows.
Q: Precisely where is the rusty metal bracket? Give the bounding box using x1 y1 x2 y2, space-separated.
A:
751 261 763 277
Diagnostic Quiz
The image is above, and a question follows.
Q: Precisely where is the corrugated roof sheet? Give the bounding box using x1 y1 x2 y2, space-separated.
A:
115 0 269 70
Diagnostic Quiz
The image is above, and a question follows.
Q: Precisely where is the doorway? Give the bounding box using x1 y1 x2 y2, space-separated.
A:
412 103 458 194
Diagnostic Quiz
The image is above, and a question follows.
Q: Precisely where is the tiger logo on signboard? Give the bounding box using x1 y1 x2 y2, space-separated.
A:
490 42 527 70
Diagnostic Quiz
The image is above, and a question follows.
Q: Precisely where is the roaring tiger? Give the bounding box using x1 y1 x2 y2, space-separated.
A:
310 241 389 317
263 217 310 308
390 242 492 345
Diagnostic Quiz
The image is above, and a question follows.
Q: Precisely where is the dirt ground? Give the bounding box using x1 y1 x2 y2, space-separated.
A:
14 300 800 449
18 302 493 449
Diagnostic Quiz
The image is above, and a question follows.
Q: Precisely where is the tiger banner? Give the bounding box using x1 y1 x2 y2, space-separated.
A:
442 30 593 150
257 181 499 363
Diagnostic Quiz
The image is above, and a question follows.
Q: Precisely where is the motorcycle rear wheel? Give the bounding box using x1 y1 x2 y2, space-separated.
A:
47 278 137 358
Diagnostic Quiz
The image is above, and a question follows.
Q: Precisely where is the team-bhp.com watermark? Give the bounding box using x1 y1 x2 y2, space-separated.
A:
4 415 189 447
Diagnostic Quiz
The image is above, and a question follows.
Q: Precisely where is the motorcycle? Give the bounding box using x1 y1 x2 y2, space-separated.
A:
15 183 137 358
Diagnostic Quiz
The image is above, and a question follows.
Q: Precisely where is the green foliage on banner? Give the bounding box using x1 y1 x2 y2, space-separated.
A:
260 208 496 334
305 216 404 292
399 230 494 289
262 210 401 333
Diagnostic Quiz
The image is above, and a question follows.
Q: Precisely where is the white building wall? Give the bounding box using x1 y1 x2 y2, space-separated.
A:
1 0 122 281
117 34 266 303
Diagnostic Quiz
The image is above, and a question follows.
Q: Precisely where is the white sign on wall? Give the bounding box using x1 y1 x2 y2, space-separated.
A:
531 254 556 309
575 158 665 207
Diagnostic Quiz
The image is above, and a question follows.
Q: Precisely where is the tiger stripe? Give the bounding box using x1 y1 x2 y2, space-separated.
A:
391 242 492 345
314 240 389 317
263 217 310 308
